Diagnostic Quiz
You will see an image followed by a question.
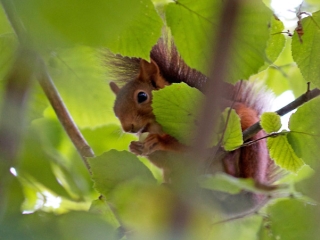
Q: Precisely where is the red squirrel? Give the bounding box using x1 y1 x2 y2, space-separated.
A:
108 39 276 208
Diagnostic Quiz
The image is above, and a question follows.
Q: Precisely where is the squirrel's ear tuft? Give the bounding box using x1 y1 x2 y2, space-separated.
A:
139 59 168 88
109 81 120 95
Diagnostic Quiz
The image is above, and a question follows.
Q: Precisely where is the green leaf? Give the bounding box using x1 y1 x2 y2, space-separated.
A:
0 4 13 34
1 211 116 240
265 16 286 64
166 0 272 82
0 5 18 111
18 125 73 199
153 84 242 149
288 97 320 168
292 11 320 88
152 83 204 145
89 150 156 198
267 134 305 173
305 0 320 7
199 173 254 194
264 199 320 240
264 36 310 98
199 173 287 195
0 35 17 81
260 112 281 134
89 198 120 228
57 211 116 240
264 65 290 96
220 108 243 151
47 46 118 128
259 15 286 71
264 37 292 96
26 84 49 122
32 116 96 197
81 124 137 156
12 0 163 58
209 215 263 240
110 181 193 239
0 175 25 216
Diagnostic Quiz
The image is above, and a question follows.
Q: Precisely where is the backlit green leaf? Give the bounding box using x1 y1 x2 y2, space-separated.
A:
166 0 272 82
89 198 120 228
264 199 319 240
260 112 281 134
221 108 243 151
152 83 204 145
292 11 320 88
288 97 320 168
89 150 156 198
265 16 286 64
81 124 137 156
18 125 73 199
267 134 305 173
47 46 118 128
11 0 163 58
199 173 255 194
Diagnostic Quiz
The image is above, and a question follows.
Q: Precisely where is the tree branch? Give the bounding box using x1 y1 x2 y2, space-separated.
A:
1 0 95 170
37 60 94 169
243 88 320 141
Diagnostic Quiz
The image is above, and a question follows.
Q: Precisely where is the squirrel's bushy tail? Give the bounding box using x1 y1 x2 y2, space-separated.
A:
105 37 278 186
232 81 277 185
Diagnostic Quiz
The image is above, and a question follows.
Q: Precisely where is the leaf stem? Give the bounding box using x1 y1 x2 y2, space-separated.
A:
241 131 288 147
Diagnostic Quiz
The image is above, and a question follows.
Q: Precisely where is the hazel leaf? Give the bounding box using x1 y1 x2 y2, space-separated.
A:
260 112 282 134
267 134 305 173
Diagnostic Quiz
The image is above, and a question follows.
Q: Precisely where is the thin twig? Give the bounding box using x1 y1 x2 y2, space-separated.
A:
211 191 307 226
37 60 94 169
242 88 320 141
241 131 288 147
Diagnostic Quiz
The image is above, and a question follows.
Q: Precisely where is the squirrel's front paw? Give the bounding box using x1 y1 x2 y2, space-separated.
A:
129 134 162 156
129 141 144 155
129 134 182 156
143 134 163 155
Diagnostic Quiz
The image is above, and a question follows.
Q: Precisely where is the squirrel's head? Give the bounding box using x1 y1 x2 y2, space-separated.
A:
110 59 169 134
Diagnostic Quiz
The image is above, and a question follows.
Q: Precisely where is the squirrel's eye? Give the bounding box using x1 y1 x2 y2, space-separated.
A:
137 91 148 103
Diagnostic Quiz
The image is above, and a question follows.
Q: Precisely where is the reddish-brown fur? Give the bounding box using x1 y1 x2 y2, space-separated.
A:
107 38 275 189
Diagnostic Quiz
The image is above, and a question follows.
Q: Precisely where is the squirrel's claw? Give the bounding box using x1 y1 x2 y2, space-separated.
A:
130 134 186 156
129 141 145 155
143 134 162 155
129 134 162 156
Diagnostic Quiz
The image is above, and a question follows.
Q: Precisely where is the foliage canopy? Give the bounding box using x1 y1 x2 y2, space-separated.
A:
1 0 320 239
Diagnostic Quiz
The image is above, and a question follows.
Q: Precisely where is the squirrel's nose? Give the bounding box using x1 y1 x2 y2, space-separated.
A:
122 124 137 133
